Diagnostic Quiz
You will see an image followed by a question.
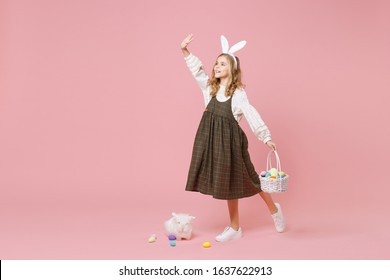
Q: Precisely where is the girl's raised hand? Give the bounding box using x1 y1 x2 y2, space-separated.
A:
181 34 194 49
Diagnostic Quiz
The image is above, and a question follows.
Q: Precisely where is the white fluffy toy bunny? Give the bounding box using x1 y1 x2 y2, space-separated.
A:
164 212 195 240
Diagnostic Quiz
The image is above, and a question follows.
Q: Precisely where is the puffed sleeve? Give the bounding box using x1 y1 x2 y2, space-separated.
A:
184 53 211 106
235 89 272 144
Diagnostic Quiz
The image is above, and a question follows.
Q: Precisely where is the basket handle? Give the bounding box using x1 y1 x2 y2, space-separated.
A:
266 150 282 173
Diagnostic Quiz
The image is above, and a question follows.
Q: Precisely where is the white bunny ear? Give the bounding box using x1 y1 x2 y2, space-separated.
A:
220 35 229 53
229 40 247 54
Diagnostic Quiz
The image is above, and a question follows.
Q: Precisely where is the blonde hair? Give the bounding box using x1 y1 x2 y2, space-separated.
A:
208 53 245 97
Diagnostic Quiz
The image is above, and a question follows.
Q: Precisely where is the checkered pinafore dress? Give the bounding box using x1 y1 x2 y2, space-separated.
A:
185 96 262 200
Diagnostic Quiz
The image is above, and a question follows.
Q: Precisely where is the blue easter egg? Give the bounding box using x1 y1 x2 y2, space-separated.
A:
265 172 271 178
170 240 176 247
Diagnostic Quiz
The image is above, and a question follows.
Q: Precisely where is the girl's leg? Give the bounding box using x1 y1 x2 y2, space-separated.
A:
259 191 286 232
259 192 278 214
227 199 240 230
215 199 243 242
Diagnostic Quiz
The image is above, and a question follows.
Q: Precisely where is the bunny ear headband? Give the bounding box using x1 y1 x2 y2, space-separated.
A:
220 35 247 69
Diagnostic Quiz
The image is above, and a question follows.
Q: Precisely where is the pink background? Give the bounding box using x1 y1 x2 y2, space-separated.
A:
1 0 389 259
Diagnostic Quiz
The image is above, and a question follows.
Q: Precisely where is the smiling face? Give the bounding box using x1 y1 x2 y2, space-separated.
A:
213 55 231 82
209 54 243 97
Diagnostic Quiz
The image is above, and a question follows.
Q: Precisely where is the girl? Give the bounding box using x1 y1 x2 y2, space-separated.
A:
181 34 286 242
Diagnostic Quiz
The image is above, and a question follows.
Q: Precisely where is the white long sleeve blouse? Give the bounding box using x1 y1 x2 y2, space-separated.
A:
185 53 272 144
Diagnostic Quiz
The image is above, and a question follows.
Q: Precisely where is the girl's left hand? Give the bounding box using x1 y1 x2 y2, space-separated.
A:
266 141 277 151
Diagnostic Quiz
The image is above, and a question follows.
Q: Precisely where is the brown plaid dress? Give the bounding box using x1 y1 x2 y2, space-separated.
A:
185 96 262 200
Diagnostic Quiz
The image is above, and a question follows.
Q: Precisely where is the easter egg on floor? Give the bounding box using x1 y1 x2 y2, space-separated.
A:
148 234 156 243
202 241 211 248
170 240 176 247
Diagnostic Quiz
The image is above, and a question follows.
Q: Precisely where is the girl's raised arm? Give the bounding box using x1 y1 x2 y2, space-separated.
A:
181 34 193 57
181 34 211 106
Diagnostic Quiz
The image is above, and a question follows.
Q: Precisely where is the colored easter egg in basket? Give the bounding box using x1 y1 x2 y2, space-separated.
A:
269 168 278 177
278 171 286 177
270 176 276 179
260 171 267 177
265 172 271 178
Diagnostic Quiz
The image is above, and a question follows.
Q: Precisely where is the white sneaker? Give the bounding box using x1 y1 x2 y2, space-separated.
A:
271 203 286 233
215 226 242 242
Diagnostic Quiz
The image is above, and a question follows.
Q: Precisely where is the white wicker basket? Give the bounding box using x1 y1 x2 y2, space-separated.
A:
260 150 288 193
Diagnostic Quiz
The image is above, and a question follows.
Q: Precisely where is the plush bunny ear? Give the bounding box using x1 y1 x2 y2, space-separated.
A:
220 35 229 53
229 40 247 54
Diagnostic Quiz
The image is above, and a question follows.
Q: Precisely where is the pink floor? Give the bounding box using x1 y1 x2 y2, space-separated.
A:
1 189 389 260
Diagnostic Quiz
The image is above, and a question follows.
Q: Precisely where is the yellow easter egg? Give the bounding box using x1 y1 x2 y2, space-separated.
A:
269 168 278 177
148 234 156 243
202 241 211 248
